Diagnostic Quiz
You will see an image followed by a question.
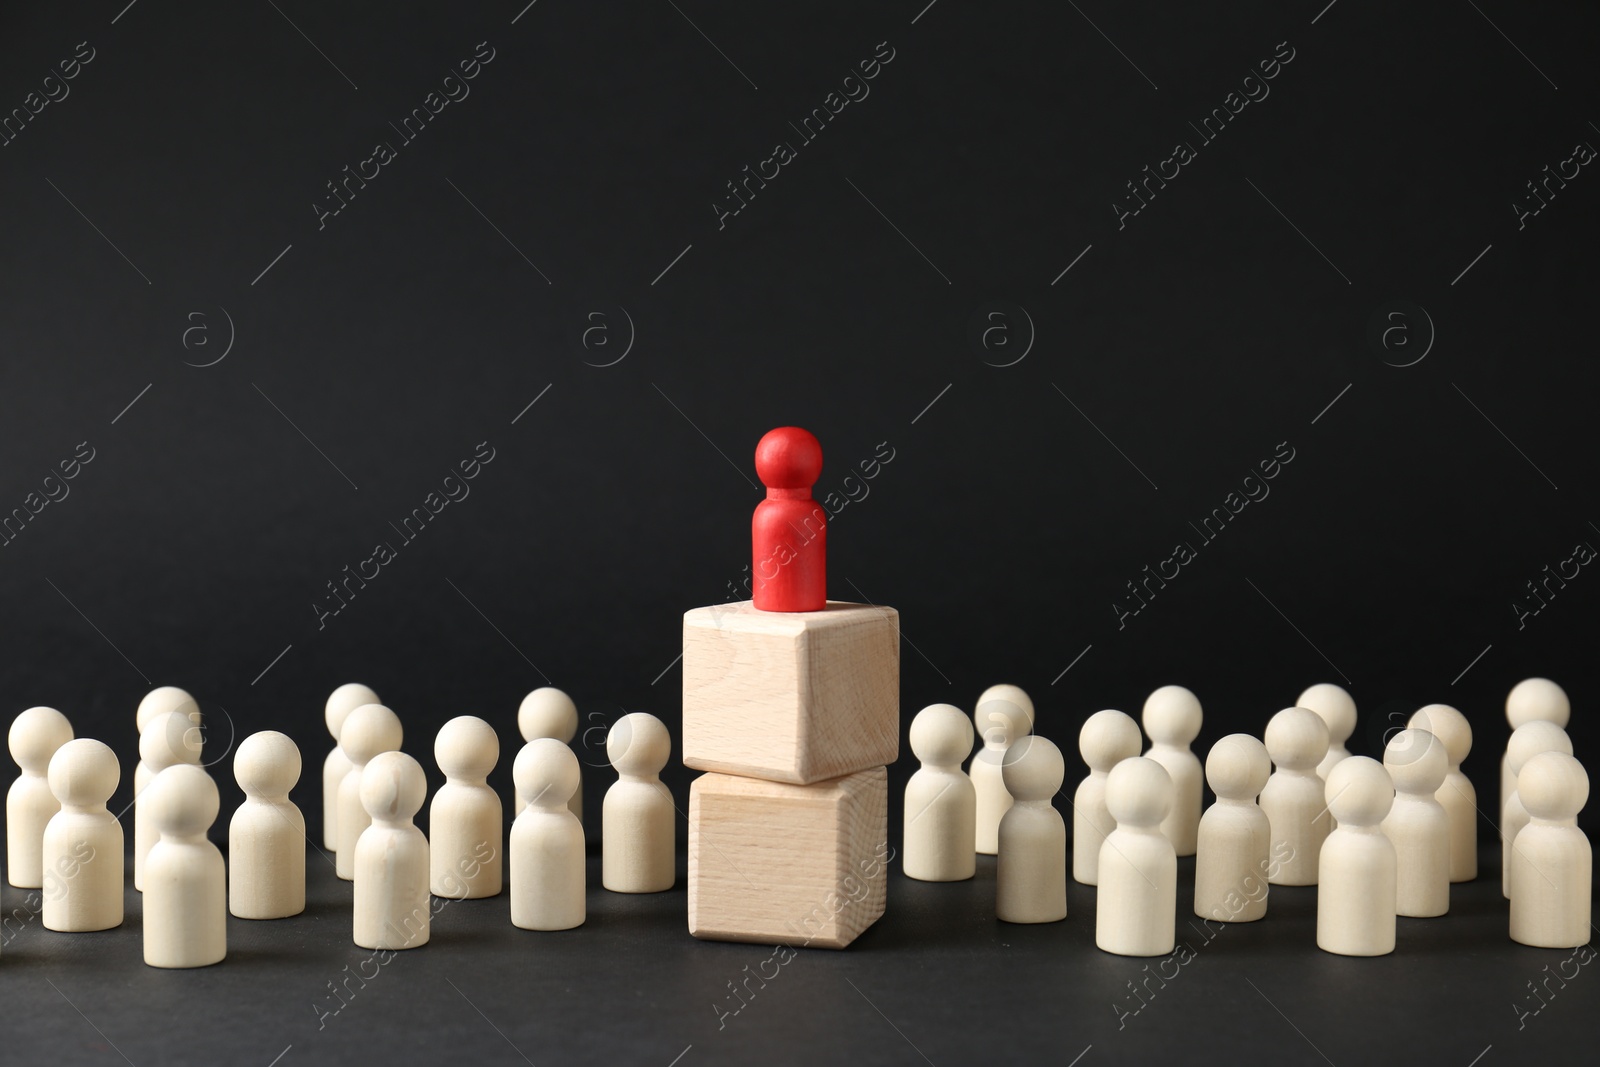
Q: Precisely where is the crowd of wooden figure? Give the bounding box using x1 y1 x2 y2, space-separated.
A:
1 677 1588 968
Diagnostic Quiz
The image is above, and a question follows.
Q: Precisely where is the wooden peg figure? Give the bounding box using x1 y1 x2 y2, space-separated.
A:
1407 704 1476 882
1509 751 1590 949
1317 756 1396 956
1502 720 1573 898
336 703 403 880
1097 757 1176 956
354 751 430 950
996 735 1066 923
904 704 977 882
322 682 380 849
1260 707 1332 885
1141 685 1203 856
751 426 827 612
1381 728 1450 918
42 738 123 932
1195 733 1272 922
1073 709 1141 885
518 686 581 822
1503 678 1569 820
229 731 306 919
143 764 226 968
8 706 74 889
431 715 503 899
1297 683 1357 780
135 710 205 891
602 712 674 893
134 686 200 797
510 739 586 931
971 692 1033 855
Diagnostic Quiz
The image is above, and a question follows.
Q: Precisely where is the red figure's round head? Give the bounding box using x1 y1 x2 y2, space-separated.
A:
755 427 822 490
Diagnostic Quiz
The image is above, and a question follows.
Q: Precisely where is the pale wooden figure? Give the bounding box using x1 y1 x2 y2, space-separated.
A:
971 696 1032 855
1141 685 1203 856
1073 709 1141 885
353 751 430 950
904 704 977 882
1195 733 1271 922
603 712 674 893
134 686 201 798
996 735 1067 923
229 731 305 919
1502 678 1569 823
518 686 581 821
1296 683 1357 781
336 703 403 881
977 684 1035 727
143 764 226 968
1408 704 1476 882
1317 756 1396 956
322 682 380 849
42 739 123 932
1260 707 1332 885
1510 751 1591 949
1381 728 1450 918
510 738 585 931
1097 757 1176 956
1502 720 1573 898
430 715 502 899
7 706 73 888
135 710 205 891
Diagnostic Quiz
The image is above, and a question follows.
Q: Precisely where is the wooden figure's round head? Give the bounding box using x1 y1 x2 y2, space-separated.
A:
1296 683 1357 746
607 712 670 777
326 683 381 741
974 697 1031 751
1517 751 1588 822
1326 755 1393 826
1079 709 1142 773
754 427 822 490
1407 704 1471 766
514 737 580 808
976 684 1035 729
1106 756 1173 828
1000 734 1064 801
48 738 119 808
136 685 199 734
139 709 204 772
1142 685 1202 746
1507 721 1574 780
1506 677 1570 730
340 704 403 766
9 706 74 775
1265 707 1330 772
436 715 499 780
1205 733 1271 800
146 764 219 837
1383 728 1448 795
518 687 578 744
235 730 302 798
910 704 975 766
361 750 426 822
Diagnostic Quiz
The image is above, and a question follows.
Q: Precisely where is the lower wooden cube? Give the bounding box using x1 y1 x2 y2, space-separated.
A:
687 767 889 950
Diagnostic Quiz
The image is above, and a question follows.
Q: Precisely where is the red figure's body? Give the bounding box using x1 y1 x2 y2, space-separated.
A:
752 427 827 612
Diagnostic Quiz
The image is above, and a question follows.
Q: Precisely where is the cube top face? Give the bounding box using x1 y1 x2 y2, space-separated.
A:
682 601 900 785
688 767 889 950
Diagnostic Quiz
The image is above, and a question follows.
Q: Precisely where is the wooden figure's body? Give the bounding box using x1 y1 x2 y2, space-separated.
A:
518 687 582 821
1142 685 1203 856
1317 756 1396 956
1381 728 1450 918
996 736 1067 923
1509 751 1590 949
144 764 226 968
42 739 123 932
135 710 205 890
1502 721 1573 898
971 695 1032 856
1195 733 1272 922
1261 707 1332 885
1097 757 1176 957
7 706 73 889
322 683 380 850
1297 683 1356 781
353 751 430 951
336 703 402 881
903 704 976 882
1409 704 1476 882
133 686 200 799
229 731 306 919
430 716 502 899
603 713 674 893
1502 677 1569 817
1072 709 1141 885
751 426 827 612
510 739 586 931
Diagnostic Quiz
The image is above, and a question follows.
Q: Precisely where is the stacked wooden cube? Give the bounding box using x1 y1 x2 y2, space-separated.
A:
682 599 900 949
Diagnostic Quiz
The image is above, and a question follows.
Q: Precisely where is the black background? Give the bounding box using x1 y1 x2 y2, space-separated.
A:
1 1 1596 1064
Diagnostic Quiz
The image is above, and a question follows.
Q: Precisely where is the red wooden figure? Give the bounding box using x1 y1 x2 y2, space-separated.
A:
752 427 827 612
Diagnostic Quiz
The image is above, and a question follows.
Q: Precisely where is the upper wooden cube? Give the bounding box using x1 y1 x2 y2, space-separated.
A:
682 600 900 785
